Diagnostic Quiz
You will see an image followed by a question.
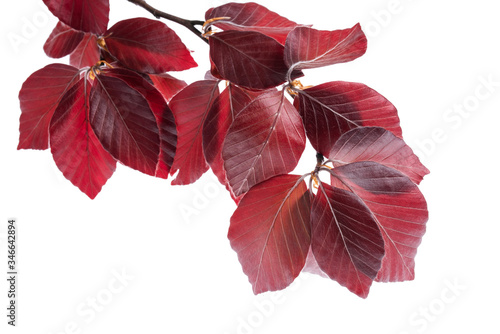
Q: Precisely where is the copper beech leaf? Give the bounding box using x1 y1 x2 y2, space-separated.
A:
223 90 306 197
101 68 177 179
209 58 223 80
44 21 84 58
70 33 100 68
209 30 302 90
203 84 263 201
149 74 187 103
329 127 429 184
329 162 428 283
89 74 160 176
311 181 385 298
169 80 220 185
49 79 116 199
285 24 367 78
294 81 402 157
229 174 311 294
18 64 80 150
205 2 299 44
43 0 109 35
105 18 197 74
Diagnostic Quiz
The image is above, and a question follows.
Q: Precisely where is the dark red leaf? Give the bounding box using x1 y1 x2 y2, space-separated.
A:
285 24 367 75
43 0 109 34
203 84 263 200
294 81 402 157
330 162 428 282
329 127 429 184
49 78 116 199
209 58 223 80
89 74 160 176
223 90 306 197
311 181 385 298
101 68 177 179
156 114 177 179
18 64 80 150
105 18 197 73
149 74 187 103
169 80 220 185
229 174 311 294
209 30 302 90
44 21 84 58
206 2 299 44
202 86 238 198
70 33 100 68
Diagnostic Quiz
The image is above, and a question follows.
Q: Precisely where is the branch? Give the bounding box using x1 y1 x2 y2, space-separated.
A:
127 0 208 44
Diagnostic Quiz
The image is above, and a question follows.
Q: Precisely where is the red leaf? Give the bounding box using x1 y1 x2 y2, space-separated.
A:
330 162 428 282
70 33 100 68
285 24 367 75
302 247 328 278
229 174 311 294
206 2 299 44
105 18 197 73
43 0 109 34
311 181 385 298
169 80 220 185
89 74 160 176
203 85 263 200
209 30 302 90
149 74 187 103
101 68 177 179
209 58 223 80
44 21 84 58
329 127 429 184
18 64 80 150
295 81 402 157
223 90 306 197
50 78 116 199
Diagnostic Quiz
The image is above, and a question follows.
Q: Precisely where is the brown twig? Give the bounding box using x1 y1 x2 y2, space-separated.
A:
127 0 208 44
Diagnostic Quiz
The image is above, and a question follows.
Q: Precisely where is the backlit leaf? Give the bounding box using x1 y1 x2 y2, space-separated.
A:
89 74 160 176
18 64 80 150
311 181 385 298
149 74 187 103
101 68 177 179
295 81 401 157
70 33 100 68
44 21 84 58
203 84 263 200
206 2 299 44
169 80 220 185
209 30 302 90
329 162 428 282
285 24 367 76
229 174 311 294
105 18 197 73
43 0 109 34
329 127 429 184
50 78 116 199
223 90 306 197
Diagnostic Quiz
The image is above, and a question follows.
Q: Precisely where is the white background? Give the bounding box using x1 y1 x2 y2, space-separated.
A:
1 0 499 333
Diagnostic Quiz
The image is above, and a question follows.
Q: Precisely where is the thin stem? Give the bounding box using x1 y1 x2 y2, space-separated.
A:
127 0 208 44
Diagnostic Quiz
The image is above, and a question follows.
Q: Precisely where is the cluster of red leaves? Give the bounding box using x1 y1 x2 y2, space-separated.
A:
18 0 429 298
19 0 193 197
